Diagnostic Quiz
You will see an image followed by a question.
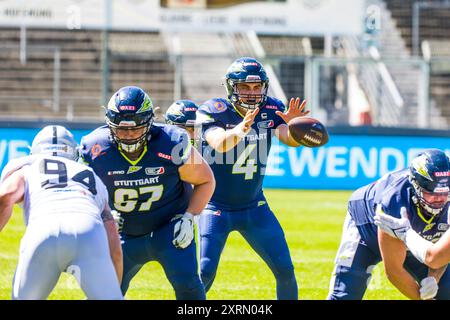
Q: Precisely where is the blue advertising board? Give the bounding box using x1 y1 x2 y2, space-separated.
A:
263 134 450 190
0 125 448 190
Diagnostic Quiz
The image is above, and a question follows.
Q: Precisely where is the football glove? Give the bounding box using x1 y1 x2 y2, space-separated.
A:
173 212 195 249
420 276 438 300
111 210 124 233
374 206 411 242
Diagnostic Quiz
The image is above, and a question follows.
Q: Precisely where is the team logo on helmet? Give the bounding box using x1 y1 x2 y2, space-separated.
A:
411 154 433 181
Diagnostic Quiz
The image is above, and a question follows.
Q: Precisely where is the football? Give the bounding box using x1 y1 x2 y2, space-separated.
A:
288 117 329 147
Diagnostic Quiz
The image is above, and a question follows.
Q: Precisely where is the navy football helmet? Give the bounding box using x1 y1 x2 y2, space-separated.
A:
409 149 450 217
105 86 154 154
225 57 269 110
165 100 198 128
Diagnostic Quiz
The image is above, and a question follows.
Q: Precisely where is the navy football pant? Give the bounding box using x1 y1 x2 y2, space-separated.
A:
120 216 205 300
199 203 297 300
328 213 450 300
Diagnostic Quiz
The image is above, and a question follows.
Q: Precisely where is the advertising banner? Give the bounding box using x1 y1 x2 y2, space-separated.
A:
0 126 448 190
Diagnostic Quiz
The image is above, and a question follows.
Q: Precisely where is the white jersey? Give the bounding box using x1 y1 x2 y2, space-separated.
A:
1 155 109 226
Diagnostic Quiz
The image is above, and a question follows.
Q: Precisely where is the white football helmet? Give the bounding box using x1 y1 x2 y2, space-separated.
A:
30 125 79 161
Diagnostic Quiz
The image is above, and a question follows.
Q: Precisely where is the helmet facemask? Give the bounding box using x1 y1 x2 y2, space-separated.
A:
226 78 268 110
105 86 155 155
107 118 152 154
410 175 449 217
225 57 269 111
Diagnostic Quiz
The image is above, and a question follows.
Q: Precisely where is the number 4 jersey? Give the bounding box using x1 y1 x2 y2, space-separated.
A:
80 124 193 236
0 155 109 226
197 97 286 210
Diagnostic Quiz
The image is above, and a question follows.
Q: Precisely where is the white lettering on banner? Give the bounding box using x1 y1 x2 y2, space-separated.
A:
267 146 450 179
379 148 404 176
326 147 348 178
0 140 30 168
0 141 7 167
288 147 326 177
265 144 285 176
9 140 30 160
349 147 377 178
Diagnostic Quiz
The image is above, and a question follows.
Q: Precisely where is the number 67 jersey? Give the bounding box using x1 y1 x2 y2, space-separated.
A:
80 124 193 237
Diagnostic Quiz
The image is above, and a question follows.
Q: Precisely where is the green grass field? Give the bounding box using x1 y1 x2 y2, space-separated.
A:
0 189 406 300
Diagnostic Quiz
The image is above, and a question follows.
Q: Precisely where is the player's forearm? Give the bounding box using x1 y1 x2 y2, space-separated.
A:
0 191 17 231
186 179 215 215
0 203 13 232
385 267 421 300
402 228 447 269
428 264 447 283
425 244 450 269
104 220 123 283
208 125 247 153
421 230 450 269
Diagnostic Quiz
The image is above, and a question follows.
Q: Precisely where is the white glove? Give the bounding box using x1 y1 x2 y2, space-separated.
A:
173 212 195 249
374 206 411 242
111 210 124 233
420 276 438 300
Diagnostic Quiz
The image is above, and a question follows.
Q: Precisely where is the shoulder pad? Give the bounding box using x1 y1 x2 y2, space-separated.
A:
80 126 111 162
264 96 286 112
199 99 230 114
1 155 36 182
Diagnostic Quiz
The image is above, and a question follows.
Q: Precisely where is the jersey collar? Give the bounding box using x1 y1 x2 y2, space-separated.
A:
119 145 148 166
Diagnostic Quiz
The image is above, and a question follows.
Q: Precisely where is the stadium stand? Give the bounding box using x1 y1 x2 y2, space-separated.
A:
0 28 174 122
0 28 103 121
384 0 450 125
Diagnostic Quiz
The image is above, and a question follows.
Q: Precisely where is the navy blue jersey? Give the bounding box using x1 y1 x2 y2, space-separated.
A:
197 97 286 210
80 124 192 236
348 169 450 243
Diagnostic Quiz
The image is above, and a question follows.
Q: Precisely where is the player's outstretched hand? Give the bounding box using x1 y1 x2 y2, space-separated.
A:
243 107 260 131
276 98 310 124
234 107 260 138
420 276 439 300
374 206 411 242
173 212 195 249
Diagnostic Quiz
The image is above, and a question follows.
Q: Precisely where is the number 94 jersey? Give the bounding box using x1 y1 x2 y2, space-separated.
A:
0 155 108 226
80 124 193 237
197 97 286 210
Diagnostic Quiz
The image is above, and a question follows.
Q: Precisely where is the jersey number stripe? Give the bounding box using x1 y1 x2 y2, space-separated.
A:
114 185 164 213
232 144 258 180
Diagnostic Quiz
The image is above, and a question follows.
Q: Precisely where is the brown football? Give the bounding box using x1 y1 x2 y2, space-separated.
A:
288 117 329 147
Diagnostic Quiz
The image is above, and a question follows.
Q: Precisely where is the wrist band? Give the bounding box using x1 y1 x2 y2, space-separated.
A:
234 123 249 139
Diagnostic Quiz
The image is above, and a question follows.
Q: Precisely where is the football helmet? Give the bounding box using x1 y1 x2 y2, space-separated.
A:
105 86 154 154
165 100 198 128
225 57 269 110
409 149 450 217
30 125 79 161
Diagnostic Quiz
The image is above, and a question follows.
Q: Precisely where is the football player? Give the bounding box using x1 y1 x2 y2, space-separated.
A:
0 126 123 300
196 57 309 299
328 149 450 300
165 100 198 144
80 86 215 299
375 155 450 270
